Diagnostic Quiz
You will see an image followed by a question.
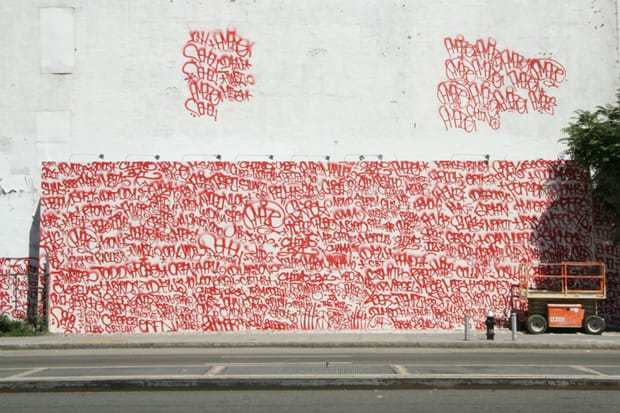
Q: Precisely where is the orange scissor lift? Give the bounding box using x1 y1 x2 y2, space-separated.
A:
515 262 607 334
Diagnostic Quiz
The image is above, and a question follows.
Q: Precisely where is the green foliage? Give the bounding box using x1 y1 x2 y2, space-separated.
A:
0 314 46 336
561 91 620 244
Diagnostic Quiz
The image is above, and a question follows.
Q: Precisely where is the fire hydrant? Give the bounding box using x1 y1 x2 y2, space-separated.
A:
485 311 495 340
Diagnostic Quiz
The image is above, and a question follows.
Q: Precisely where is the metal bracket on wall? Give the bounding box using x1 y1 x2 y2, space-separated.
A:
182 154 222 161
291 154 331 161
344 154 384 161
125 154 161 161
234 154 275 161
68 153 105 161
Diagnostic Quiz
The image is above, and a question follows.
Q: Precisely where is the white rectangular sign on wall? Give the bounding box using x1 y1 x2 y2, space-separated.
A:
40 8 75 74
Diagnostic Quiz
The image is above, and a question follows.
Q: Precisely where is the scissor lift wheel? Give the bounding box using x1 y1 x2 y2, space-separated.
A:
526 314 547 334
583 315 605 335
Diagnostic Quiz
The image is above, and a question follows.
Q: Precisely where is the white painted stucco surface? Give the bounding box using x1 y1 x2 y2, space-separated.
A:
0 0 619 256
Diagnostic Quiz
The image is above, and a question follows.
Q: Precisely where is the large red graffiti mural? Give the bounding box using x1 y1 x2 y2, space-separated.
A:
438 35 567 132
182 28 254 120
37 161 619 334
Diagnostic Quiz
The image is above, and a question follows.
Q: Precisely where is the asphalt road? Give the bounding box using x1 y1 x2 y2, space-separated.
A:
1 347 619 392
3 389 620 413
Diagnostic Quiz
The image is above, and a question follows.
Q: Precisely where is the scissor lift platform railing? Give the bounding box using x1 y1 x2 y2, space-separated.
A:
518 261 606 300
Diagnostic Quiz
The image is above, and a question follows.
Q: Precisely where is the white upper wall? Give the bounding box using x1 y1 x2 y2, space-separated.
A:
1 0 619 255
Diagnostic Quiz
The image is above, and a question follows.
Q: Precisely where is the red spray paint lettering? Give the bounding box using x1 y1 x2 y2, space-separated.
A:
439 35 566 132
182 28 254 120
34 160 620 334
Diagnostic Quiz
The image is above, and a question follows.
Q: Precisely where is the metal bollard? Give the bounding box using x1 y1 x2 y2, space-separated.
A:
485 311 495 340
511 312 518 341
464 313 470 341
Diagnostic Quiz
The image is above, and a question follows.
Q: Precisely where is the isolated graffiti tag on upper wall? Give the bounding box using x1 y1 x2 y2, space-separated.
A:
438 35 567 132
182 28 255 120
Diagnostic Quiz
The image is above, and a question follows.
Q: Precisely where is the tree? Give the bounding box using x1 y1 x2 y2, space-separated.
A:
561 90 620 244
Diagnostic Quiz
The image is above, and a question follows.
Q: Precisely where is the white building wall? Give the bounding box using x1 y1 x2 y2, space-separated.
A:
1 0 619 257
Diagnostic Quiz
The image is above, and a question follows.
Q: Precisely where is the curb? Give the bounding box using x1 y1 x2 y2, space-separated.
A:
1 376 619 392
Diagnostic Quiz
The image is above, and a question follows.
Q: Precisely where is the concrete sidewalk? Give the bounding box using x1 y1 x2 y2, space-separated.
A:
2 329 620 350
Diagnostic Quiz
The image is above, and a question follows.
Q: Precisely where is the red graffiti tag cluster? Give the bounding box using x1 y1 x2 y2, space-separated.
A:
438 35 566 132
37 161 619 334
182 28 254 120
0 258 44 319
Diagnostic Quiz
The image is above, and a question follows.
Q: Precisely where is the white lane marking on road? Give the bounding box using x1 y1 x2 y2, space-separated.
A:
6 367 47 379
206 365 226 376
391 365 409 375
572 366 606 376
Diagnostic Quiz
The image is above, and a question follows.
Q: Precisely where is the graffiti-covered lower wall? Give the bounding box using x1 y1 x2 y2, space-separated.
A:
0 258 31 319
0 257 44 320
37 160 619 334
